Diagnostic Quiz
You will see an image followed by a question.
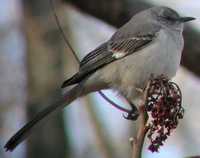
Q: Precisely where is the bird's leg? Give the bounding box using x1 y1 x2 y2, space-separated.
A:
124 74 153 120
123 86 145 121
123 100 139 121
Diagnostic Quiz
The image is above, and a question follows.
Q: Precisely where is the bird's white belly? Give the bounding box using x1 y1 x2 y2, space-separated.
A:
103 30 183 99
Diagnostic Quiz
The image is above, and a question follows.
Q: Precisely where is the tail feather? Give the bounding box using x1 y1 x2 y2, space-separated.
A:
4 84 83 151
61 73 83 88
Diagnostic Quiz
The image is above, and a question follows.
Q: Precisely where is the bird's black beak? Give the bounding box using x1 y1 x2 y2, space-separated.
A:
177 17 196 23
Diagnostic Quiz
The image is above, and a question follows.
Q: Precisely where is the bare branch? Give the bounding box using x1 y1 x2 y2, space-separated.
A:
130 80 151 158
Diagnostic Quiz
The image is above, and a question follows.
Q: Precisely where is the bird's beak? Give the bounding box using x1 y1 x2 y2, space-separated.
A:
177 17 196 23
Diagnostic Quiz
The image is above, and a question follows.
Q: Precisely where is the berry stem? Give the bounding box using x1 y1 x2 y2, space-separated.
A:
131 106 149 158
131 80 151 158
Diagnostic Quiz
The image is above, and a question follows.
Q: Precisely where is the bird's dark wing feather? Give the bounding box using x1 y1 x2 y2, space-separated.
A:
61 34 156 88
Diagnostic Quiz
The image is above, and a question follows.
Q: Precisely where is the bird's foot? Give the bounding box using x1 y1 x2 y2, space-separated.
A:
123 105 139 121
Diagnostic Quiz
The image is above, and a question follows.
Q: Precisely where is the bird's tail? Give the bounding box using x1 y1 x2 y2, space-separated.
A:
4 84 84 152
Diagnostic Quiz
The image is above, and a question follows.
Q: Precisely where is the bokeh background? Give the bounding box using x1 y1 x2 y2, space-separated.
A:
0 0 200 158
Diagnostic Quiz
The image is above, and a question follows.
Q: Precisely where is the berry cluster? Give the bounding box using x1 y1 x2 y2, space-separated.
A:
145 75 184 152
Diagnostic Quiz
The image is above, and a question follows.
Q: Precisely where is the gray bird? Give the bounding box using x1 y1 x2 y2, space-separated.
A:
5 6 195 151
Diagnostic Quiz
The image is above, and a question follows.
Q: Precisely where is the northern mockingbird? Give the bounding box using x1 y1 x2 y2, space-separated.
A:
5 6 195 151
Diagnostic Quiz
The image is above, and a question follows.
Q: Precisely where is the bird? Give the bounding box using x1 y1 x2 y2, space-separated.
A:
4 6 195 151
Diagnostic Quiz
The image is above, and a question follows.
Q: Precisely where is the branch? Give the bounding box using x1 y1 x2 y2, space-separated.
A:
130 106 149 158
130 80 150 158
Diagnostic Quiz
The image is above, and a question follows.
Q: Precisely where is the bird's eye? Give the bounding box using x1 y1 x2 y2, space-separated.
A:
165 16 173 21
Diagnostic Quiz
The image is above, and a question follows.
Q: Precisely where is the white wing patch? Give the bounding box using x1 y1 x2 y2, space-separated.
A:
112 51 126 59
109 36 155 59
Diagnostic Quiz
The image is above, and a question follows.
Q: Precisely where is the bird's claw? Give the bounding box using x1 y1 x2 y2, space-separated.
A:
123 109 139 121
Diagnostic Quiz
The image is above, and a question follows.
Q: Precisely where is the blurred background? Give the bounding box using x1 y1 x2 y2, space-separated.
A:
0 0 200 158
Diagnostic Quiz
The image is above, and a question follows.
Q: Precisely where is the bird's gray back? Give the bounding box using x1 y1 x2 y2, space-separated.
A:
111 11 161 41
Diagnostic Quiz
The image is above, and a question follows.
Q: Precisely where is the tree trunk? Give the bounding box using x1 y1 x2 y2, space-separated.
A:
23 0 70 157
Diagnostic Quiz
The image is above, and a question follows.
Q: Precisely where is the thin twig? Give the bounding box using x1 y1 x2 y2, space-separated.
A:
131 106 149 158
131 80 151 158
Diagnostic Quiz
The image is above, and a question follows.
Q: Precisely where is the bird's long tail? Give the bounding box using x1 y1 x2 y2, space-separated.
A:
4 84 84 152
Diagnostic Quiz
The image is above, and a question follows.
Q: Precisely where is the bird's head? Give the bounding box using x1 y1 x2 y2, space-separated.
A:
149 6 195 31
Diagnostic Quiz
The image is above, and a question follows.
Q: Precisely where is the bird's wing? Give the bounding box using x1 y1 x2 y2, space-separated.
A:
81 34 156 70
61 33 158 88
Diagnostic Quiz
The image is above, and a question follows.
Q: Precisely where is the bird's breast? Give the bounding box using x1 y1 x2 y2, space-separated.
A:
104 29 184 99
